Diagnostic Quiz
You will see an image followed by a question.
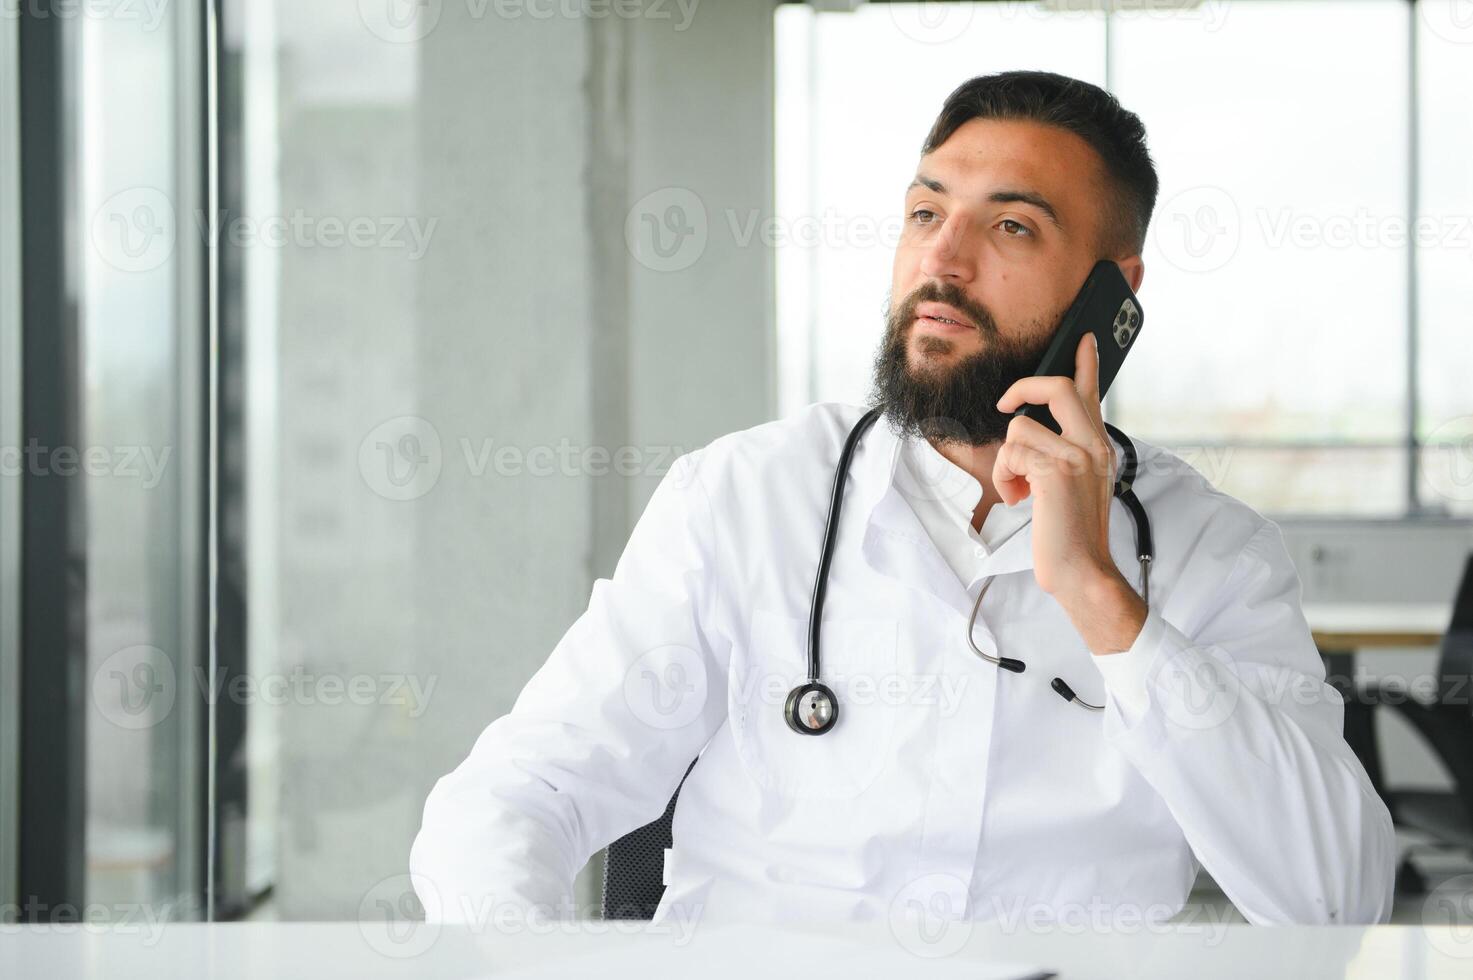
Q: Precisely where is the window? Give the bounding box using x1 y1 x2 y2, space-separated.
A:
775 0 1468 518
1416 0 1473 517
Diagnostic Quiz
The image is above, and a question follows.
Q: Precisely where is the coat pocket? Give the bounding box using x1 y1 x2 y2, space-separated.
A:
727 608 900 800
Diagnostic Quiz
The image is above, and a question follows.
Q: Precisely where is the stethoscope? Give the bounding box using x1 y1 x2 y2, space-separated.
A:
784 406 1154 735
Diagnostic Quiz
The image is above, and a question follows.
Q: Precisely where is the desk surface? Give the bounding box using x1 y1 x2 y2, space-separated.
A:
4 920 1472 980
1303 602 1450 650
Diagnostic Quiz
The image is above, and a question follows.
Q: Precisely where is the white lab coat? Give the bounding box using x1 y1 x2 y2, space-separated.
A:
410 402 1397 927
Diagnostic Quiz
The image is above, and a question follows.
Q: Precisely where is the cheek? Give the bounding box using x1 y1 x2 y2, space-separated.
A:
890 259 917 301
984 269 1057 334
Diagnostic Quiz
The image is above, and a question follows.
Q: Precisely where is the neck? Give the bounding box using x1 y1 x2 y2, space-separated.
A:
927 436 1004 533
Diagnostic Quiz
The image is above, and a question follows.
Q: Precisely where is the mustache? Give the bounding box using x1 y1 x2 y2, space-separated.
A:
871 284 1057 447
892 282 999 340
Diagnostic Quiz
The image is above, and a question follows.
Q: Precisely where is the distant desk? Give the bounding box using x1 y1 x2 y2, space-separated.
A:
1303 602 1451 806
1305 603 1451 652
5 920 1473 980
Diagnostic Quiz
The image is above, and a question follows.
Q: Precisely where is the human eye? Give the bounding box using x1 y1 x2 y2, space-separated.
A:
998 218 1033 238
908 207 939 226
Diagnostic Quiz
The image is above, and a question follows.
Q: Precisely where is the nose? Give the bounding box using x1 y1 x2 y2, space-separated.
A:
917 212 978 284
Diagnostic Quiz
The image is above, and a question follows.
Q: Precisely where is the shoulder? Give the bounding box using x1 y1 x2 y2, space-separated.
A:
677 401 872 494
702 401 870 459
1125 432 1283 571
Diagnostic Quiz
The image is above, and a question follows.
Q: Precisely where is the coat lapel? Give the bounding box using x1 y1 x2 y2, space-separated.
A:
849 412 1131 616
849 416 1023 622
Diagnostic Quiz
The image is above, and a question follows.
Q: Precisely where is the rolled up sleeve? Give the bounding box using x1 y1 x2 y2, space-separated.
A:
1087 519 1396 925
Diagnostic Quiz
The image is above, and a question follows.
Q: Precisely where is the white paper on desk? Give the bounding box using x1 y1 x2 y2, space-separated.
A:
490 921 1052 980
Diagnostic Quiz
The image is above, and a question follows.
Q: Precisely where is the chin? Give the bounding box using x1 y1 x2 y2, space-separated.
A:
909 340 972 369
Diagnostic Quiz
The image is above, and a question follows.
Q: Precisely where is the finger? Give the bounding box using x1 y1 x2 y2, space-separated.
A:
1074 332 1107 436
1005 414 1109 480
992 441 1027 506
992 440 1059 506
1074 332 1110 450
1075 332 1120 484
996 374 1106 450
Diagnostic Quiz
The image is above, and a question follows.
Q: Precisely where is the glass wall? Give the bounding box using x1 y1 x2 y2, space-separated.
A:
775 2 1107 414
1416 0 1473 516
1108 0 1409 514
0 5 20 915
220 0 426 917
75 1 203 917
776 0 1468 517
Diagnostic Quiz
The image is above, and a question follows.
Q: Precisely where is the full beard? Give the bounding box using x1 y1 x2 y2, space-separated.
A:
868 283 1057 447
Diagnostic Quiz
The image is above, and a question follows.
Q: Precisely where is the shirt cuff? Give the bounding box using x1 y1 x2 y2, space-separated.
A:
1089 605 1169 727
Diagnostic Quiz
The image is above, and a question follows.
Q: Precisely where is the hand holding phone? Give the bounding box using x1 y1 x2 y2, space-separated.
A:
1012 260 1144 435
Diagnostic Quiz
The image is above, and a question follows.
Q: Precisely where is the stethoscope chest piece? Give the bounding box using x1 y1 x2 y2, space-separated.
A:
785 681 839 735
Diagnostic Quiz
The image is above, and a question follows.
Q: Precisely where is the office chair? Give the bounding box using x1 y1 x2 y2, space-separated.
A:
600 756 699 920
1361 553 1473 891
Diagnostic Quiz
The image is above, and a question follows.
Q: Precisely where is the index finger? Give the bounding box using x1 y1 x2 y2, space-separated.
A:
1074 331 1108 442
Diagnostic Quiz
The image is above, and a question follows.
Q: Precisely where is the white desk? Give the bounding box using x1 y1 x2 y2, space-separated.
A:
4 920 1472 980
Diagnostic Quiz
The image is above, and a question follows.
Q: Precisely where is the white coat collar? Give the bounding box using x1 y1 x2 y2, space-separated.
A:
848 408 1128 620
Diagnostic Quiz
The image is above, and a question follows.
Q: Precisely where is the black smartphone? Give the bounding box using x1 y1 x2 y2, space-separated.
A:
1012 259 1144 435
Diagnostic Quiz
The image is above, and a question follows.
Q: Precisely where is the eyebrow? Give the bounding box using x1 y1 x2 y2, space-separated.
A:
906 174 1063 230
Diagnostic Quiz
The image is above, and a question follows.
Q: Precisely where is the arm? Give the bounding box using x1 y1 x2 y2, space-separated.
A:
1087 519 1397 924
409 450 729 923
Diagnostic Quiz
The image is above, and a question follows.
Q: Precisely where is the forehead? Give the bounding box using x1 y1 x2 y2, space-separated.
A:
913 117 1107 235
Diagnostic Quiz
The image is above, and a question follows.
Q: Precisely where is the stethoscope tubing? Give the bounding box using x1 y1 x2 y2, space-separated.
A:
795 407 1153 730
804 407 884 683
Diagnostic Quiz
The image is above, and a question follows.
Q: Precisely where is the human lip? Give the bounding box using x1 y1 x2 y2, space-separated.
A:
913 302 975 332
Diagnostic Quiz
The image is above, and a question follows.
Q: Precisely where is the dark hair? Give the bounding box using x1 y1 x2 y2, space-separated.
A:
920 70 1158 257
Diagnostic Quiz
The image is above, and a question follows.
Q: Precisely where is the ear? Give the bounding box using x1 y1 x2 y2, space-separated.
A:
1115 255 1145 294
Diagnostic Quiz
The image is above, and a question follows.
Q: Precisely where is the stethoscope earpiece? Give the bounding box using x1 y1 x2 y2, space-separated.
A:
1051 677 1104 712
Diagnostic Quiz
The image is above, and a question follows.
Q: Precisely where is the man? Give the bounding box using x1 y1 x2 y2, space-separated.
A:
411 71 1396 927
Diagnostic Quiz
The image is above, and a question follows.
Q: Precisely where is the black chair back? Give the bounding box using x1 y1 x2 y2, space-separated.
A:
1438 553 1473 708
600 757 698 920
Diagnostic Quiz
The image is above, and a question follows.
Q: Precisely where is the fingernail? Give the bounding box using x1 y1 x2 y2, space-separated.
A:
1092 333 1099 352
